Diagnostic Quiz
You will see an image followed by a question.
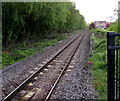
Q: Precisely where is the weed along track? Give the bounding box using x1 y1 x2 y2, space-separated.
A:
2 32 86 101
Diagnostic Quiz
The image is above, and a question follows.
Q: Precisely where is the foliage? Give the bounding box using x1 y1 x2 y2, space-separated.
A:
107 7 120 33
107 20 119 33
2 33 69 68
107 18 120 46
2 2 87 46
90 29 107 99
89 22 95 29
96 28 108 33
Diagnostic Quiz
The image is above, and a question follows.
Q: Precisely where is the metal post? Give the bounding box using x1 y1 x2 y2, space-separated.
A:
107 32 115 101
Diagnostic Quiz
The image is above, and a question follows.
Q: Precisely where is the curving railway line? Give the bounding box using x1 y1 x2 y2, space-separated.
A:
2 31 87 101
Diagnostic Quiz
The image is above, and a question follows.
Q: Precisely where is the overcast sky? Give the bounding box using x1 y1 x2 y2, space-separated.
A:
70 0 119 23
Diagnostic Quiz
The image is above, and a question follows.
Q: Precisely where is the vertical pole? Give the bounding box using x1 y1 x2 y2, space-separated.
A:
116 50 118 99
107 32 115 101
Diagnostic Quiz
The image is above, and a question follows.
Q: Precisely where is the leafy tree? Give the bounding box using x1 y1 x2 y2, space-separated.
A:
2 2 87 46
89 22 95 29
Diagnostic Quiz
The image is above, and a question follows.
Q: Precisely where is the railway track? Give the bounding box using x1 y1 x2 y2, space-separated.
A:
2 32 86 101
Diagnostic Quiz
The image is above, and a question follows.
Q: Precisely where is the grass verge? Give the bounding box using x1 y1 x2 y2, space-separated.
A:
89 29 107 99
2 33 69 68
2 30 81 69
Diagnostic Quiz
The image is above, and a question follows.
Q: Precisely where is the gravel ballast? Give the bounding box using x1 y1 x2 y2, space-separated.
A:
1 31 81 99
50 29 98 99
1 29 98 100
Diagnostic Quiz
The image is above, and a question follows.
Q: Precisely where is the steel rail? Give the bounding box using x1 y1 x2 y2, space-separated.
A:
45 34 86 101
2 34 82 101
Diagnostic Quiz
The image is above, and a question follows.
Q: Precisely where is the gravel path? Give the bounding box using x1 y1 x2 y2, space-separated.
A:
50 29 98 99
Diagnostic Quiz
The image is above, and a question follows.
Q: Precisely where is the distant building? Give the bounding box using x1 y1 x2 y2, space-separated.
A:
94 21 112 28
106 22 112 27
94 21 107 28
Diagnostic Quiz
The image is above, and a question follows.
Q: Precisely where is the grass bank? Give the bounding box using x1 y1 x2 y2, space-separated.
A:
2 30 81 69
90 29 107 99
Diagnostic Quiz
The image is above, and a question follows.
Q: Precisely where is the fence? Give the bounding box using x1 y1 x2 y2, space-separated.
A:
107 32 120 101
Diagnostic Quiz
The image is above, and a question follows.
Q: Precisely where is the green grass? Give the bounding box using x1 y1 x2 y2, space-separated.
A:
90 29 107 99
2 30 83 69
2 33 69 68
96 28 107 33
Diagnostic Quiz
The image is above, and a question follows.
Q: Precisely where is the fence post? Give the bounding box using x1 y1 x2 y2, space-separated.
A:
107 32 115 101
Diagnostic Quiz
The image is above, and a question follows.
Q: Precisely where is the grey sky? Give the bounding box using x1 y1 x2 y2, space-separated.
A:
71 0 119 23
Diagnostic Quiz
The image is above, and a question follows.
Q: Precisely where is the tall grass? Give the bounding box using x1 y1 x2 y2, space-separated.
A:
90 29 107 99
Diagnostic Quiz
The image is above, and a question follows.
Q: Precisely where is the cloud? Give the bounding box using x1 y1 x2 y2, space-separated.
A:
71 0 118 23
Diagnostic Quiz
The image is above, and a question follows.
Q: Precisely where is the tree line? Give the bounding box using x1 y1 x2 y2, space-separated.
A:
107 19 120 33
2 2 87 46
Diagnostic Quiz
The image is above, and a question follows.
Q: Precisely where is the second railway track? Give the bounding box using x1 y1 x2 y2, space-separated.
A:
2 31 86 101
